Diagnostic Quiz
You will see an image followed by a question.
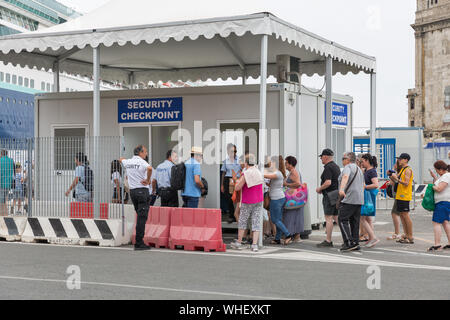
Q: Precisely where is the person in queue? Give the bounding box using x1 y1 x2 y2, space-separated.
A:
283 156 304 243
111 160 128 204
221 143 241 222
390 153 414 244
120 145 153 251
153 149 179 207
316 149 341 247
231 153 264 252
182 146 204 208
338 152 365 252
428 161 450 252
360 153 380 248
386 160 403 240
264 155 294 245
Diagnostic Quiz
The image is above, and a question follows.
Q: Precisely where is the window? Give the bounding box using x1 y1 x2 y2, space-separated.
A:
41 81 45 91
54 128 87 171
18 76 23 86
0 72 3 82
6 73 10 83
46 83 50 92
411 121 415 127
12 74 16 84
30 79 34 88
24 78 29 87
410 98 415 110
445 86 450 109
332 127 347 168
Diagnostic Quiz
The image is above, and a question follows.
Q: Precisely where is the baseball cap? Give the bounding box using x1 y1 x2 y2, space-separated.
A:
319 149 334 157
396 153 411 161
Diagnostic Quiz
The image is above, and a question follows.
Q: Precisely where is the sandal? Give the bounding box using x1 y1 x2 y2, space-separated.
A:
443 245 450 250
397 238 414 244
387 234 401 240
284 235 294 245
270 239 281 245
359 236 369 242
427 246 442 252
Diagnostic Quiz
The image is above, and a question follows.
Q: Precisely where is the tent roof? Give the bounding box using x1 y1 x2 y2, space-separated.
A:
0 0 376 84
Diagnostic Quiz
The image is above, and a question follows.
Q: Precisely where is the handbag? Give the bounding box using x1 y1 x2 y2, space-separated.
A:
284 183 308 210
361 189 375 215
421 184 435 212
326 189 339 206
336 167 359 210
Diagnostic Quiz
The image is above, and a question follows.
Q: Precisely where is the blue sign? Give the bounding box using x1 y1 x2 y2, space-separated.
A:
325 102 348 126
118 97 183 123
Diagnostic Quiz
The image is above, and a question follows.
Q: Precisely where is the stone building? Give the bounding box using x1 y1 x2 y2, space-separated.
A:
407 0 450 141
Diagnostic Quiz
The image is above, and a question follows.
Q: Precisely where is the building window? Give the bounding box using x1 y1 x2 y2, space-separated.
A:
54 128 86 171
445 86 450 109
0 72 3 82
6 73 11 83
41 81 45 91
24 78 29 87
411 121 415 127
46 83 50 92
18 76 23 86
12 75 17 84
410 98 415 110
30 79 35 89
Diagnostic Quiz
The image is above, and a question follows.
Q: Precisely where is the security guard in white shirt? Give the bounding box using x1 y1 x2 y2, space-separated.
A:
120 145 153 251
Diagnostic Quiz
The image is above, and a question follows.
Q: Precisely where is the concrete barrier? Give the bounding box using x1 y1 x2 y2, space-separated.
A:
0 216 27 241
21 217 132 247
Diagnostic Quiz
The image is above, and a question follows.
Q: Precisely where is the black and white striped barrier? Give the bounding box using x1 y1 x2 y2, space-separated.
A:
0 217 27 241
21 218 132 247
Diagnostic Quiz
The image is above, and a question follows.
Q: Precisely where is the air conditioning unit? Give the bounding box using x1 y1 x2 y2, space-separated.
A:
276 55 301 84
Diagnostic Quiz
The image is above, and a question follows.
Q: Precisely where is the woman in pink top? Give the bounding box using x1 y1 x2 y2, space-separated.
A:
230 154 264 252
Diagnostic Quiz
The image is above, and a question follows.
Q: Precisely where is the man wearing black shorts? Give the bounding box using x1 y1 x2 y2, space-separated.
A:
316 149 341 247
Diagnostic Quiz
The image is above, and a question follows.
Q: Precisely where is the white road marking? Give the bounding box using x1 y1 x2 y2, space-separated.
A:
0 275 294 300
375 247 450 259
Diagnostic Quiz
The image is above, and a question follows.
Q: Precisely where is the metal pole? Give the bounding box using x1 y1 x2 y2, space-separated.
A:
258 35 268 249
93 47 101 219
53 61 60 93
370 73 377 156
325 56 333 150
27 138 33 217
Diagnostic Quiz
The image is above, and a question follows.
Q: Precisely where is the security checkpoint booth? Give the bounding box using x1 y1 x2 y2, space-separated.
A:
0 0 377 246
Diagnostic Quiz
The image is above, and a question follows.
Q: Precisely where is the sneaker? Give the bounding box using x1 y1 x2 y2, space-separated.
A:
230 241 244 250
317 240 333 248
251 244 259 252
134 244 151 251
365 239 380 248
340 244 360 252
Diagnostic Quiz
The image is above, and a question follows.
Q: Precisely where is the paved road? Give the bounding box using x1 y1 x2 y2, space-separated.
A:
0 208 449 300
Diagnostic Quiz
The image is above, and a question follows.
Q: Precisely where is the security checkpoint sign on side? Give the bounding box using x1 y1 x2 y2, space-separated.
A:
324 102 349 126
118 97 183 123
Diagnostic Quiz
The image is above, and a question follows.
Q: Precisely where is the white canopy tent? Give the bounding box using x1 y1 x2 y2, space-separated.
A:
0 0 377 224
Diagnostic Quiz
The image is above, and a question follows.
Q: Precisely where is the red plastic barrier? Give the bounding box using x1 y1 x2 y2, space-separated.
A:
70 202 108 219
169 208 226 252
132 206 171 248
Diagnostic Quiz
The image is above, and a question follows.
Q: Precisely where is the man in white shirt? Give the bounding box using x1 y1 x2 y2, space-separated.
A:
120 145 153 251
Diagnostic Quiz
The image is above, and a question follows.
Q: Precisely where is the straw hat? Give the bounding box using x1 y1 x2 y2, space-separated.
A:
191 146 203 155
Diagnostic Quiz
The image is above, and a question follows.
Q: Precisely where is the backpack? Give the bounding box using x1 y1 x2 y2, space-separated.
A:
170 162 186 191
201 177 208 197
82 165 94 192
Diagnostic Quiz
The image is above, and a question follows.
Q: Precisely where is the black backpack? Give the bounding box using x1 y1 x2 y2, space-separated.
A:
201 177 208 197
82 165 94 192
170 162 186 191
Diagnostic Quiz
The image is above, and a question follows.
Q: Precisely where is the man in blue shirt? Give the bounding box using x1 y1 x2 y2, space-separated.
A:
0 150 14 216
153 150 179 207
221 144 241 222
182 147 204 208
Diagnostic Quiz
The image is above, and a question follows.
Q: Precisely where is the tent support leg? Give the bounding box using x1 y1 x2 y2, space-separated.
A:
258 35 268 249
53 61 60 93
93 46 101 219
370 72 377 155
325 56 333 150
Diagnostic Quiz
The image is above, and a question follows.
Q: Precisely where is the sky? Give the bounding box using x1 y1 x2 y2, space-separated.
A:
58 0 417 133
